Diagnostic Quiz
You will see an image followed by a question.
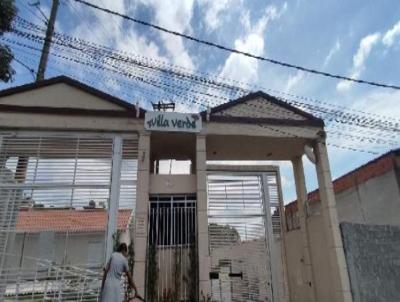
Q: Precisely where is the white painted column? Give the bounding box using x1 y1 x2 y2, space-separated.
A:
275 169 290 302
106 136 123 261
314 138 352 302
133 132 151 297
261 174 280 302
196 135 211 300
292 156 317 302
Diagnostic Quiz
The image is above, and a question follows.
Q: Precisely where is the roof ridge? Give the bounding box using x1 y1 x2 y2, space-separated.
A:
0 75 146 117
201 90 324 126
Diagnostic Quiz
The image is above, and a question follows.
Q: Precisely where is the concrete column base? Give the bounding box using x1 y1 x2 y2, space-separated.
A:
314 139 352 302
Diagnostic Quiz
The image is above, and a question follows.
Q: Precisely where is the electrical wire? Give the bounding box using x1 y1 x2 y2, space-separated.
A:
16 0 47 25
7 25 400 135
3 23 399 154
4 27 398 139
71 0 400 90
12 56 36 80
3 39 390 155
13 17 400 131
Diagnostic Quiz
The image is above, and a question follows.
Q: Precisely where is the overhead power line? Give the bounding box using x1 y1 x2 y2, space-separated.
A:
12 56 36 80
7 22 400 139
13 19 400 130
9 20 400 129
5 21 399 155
71 0 400 91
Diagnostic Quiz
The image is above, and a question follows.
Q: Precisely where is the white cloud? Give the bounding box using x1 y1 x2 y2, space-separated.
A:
139 0 196 69
115 30 164 62
335 79 352 94
218 3 287 83
70 0 126 45
349 89 400 119
70 0 195 69
337 32 381 92
353 33 381 70
382 20 400 47
198 0 235 30
219 33 265 83
322 39 341 68
68 0 168 71
284 70 304 92
240 10 251 31
325 89 400 158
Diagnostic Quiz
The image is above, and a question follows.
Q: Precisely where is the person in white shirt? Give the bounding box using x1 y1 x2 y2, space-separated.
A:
100 243 138 302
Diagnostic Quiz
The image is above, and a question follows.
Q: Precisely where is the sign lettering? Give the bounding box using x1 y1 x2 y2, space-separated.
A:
145 112 202 133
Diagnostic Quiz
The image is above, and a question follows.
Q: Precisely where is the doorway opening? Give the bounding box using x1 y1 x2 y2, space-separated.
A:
146 195 198 302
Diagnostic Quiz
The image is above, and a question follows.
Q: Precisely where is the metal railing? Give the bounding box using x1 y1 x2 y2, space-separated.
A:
1 253 103 301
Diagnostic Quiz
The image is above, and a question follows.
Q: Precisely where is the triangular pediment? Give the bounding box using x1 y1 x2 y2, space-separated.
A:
206 91 323 126
0 76 145 115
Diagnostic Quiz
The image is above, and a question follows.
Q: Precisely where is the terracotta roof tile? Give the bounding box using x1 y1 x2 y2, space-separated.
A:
16 209 133 233
285 148 399 212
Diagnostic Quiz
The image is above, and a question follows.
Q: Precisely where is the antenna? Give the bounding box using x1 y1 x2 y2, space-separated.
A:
152 101 175 112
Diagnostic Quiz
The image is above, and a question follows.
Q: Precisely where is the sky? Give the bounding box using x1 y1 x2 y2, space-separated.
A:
1 0 400 203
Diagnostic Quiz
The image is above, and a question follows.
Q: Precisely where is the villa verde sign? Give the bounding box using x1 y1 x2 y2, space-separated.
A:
145 112 202 133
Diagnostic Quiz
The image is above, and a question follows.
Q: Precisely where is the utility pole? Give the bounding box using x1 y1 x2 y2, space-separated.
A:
17 0 60 205
36 0 60 81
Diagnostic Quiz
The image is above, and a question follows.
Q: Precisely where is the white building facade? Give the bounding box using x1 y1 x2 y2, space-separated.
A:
0 76 351 302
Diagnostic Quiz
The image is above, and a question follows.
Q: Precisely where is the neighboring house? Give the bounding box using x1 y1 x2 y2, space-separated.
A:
7 208 133 270
285 148 400 229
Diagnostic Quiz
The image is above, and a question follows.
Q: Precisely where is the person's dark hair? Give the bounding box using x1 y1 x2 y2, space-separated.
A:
117 242 128 253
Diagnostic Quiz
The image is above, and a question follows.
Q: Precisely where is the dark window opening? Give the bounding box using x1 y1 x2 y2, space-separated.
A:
148 197 196 247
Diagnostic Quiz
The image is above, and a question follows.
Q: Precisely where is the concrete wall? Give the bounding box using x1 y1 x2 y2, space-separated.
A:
284 214 334 302
341 222 400 302
335 169 400 225
284 230 306 302
0 83 125 110
6 231 106 270
284 167 400 302
149 174 196 195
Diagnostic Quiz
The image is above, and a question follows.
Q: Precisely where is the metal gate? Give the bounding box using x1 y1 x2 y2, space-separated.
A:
0 132 138 301
207 172 283 302
146 195 198 302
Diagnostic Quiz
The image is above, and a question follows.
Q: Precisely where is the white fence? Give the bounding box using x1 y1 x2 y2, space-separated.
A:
0 132 138 301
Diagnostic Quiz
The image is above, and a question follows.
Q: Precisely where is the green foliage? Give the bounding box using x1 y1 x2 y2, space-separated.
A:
126 241 135 299
160 289 173 302
112 230 122 251
0 0 17 83
188 234 198 302
0 0 17 32
147 244 158 302
0 45 14 82
113 230 136 300
172 249 181 302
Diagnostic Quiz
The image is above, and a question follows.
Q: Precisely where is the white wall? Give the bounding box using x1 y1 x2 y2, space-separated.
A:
7 231 106 270
284 168 400 302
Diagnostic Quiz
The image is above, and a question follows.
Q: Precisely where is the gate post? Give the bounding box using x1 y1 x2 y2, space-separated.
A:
106 136 123 261
314 138 352 302
196 135 211 300
292 156 317 302
133 132 151 297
